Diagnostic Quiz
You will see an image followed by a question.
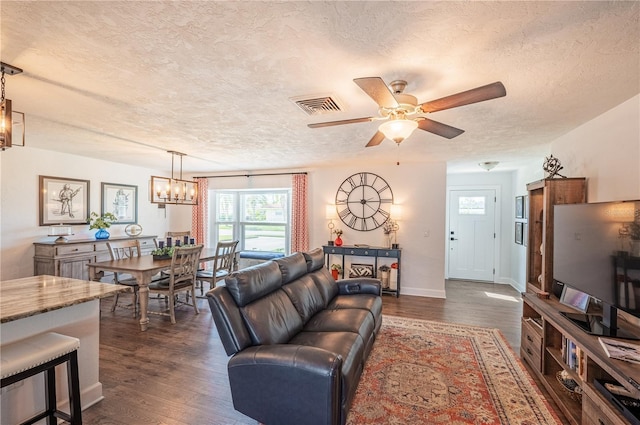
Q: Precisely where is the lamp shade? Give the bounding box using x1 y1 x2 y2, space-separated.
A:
325 205 337 220
390 204 403 220
379 119 418 143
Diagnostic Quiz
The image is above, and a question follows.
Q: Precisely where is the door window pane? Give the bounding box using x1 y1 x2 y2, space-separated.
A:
459 197 486 215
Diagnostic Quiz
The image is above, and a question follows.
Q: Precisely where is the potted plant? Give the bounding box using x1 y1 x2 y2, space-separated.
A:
330 263 342 280
87 212 117 240
333 229 343 246
151 246 174 260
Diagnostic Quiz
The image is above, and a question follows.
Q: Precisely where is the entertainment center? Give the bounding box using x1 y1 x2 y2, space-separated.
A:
521 178 640 425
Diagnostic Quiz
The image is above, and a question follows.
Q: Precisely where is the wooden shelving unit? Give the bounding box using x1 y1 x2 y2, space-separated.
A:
525 178 587 295
522 293 640 425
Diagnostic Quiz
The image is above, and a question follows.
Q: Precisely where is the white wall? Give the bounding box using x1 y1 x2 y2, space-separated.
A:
0 147 172 280
310 163 448 298
551 95 640 202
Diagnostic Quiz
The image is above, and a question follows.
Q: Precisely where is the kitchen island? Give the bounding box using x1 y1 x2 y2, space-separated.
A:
0 275 129 424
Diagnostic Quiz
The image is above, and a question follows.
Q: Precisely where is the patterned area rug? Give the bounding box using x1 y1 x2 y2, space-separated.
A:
347 315 561 424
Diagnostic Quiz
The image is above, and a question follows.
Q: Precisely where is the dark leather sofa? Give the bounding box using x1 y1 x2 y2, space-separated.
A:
206 247 382 425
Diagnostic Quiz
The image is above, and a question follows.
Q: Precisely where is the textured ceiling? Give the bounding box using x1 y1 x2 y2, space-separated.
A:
1 1 638 174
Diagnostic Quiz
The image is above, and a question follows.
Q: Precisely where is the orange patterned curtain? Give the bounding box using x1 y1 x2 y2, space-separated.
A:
291 174 309 253
191 177 209 246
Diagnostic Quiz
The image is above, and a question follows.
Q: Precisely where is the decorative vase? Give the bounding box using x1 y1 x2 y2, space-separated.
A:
334 236 343 247
95 228 110 240
331 269 339 280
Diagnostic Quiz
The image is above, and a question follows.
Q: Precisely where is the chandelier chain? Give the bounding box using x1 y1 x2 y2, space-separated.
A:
1 70 5 102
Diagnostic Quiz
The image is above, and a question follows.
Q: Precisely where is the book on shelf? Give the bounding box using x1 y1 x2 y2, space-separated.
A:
599 337 640 365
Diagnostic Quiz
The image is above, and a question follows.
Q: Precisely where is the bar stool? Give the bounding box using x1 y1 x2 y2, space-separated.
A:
1 332 82 425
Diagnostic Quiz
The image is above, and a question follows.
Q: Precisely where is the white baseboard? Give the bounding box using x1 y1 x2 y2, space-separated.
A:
399 287 446 299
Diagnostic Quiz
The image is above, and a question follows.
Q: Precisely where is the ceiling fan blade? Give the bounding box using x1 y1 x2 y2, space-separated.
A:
419 81 506 113
308 117 375 128
353 77 399 109
417 118 465 139
365 131 385 147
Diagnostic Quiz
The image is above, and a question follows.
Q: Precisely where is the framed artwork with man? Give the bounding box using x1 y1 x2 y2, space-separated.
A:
39 176 90 226
101 182 138 224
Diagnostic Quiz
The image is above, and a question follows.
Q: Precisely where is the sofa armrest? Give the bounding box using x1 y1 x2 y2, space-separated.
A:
228 344 342 425
336 277 382 295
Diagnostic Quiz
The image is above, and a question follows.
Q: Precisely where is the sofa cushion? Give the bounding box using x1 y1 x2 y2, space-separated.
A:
304 308 374 345
329 294 383 333
275 252 308 284
282 275 325 323
308 267 339 307
241 289 303 345
303 248 325 272
225 261 282 307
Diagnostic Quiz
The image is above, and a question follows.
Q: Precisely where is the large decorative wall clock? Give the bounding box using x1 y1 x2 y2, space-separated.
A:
335 172 393 231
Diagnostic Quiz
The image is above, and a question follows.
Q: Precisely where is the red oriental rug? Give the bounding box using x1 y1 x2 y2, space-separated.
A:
347 316 562 425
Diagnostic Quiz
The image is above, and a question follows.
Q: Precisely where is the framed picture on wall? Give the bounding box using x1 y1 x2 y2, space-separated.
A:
101 182 138 224
524 195 529 220
515 222 524 245
515 196 524 219
39 175 90 226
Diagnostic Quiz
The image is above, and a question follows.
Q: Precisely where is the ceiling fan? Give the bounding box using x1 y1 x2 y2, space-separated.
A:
308 77 506 147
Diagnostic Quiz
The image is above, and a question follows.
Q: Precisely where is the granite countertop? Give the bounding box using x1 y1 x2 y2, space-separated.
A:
0 275 130 323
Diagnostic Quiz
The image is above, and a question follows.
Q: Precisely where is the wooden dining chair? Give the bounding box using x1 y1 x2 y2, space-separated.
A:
195 240 238 296
148 245 203 324
106 239 142 316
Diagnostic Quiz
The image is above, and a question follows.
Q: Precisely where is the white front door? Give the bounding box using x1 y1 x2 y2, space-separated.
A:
448 189 496 281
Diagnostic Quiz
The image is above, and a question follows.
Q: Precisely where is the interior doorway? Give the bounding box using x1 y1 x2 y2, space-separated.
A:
447 188 498 282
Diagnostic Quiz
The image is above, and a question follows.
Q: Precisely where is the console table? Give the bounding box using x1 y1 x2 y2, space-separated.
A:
322 245 401 297
33 235 157 281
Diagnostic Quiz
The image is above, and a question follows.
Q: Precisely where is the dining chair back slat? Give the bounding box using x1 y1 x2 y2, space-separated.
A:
148 244 203 324
106 239 142 316
196 240 238 295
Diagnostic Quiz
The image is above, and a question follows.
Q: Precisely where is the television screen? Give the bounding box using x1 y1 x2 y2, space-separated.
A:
554 200 640 319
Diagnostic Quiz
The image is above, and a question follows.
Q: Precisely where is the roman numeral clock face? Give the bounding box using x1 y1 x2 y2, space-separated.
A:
335 172 393 231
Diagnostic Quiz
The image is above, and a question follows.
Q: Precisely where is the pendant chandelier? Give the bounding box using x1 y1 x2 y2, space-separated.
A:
1 62 25 151
151 151 198 206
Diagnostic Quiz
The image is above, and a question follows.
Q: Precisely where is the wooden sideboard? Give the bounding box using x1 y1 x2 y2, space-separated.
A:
33 235 157 280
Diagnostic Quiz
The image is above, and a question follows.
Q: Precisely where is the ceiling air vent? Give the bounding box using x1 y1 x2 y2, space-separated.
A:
290 94 344 116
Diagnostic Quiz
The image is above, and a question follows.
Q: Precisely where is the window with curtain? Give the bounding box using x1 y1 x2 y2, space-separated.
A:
209 189 290 253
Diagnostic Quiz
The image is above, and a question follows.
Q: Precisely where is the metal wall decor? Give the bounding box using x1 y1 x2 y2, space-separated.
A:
335 172 393 231
543 154 566 178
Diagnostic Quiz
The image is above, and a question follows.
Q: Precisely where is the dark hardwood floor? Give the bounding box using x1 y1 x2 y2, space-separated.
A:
83 280 525 424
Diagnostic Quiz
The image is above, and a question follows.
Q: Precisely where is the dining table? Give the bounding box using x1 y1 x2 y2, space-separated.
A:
87 247 223 331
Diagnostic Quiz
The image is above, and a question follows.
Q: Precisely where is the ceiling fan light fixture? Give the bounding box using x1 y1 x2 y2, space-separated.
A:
378 119 418 144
